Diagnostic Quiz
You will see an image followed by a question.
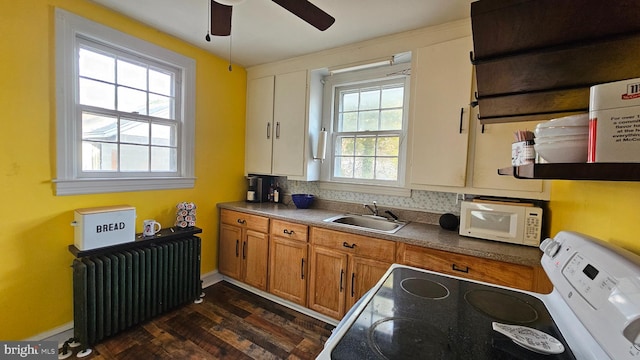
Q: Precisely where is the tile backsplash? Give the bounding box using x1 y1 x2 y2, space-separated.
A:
283 180 463 215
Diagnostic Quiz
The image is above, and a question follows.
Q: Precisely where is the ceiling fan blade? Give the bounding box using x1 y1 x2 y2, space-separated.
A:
272 0 335 31
210 0 232 36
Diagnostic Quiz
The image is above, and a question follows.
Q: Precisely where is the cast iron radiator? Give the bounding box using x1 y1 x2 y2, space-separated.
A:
71 236 202 349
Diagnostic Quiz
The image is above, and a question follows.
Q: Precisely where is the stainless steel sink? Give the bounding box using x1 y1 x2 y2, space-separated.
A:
323 214 407 234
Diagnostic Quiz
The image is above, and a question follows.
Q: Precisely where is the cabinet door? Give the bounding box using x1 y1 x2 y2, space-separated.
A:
472 121 544 193
308 246 348 319
218 223 242 280
245 76 275 175
269 237 308 305
346 257 391 310
242 229 269 291
410 37 473 187
272 70 307 176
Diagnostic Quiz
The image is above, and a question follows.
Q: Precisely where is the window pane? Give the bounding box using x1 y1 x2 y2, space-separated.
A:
80 78 115 109
117 59 147 90
377 136 399 156
381 86 404 108
82 141 117 171
120 144 149 171
359 89 380 110
149 69 172 96
79 48 114 83
151 123 176 146
380 109 403 130
121 119 149 145
358 110 379 131
149 93 173 119
355 137 375 156
82 113 117 142
375 157 398 180
342 91 359 112
338 137 355 156
151 147 176 171
341 112 357 132
118 87 147 114
354 157 374 179
334 156 353 178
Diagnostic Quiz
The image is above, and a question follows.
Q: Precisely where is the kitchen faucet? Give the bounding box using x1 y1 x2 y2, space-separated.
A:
364 201 379 216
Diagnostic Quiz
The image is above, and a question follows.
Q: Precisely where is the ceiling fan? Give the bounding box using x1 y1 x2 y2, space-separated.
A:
208 0 336 36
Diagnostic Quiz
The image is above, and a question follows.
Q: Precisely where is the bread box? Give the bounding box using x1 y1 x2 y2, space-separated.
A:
72 205 136 250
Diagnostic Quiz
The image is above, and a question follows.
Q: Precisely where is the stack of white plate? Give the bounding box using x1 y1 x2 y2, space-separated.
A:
534 114 589 163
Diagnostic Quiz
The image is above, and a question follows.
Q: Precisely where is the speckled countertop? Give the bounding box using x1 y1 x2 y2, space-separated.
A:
217 201 544 267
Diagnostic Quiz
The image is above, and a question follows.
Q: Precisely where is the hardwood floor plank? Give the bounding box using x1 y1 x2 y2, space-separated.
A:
70 281 334 359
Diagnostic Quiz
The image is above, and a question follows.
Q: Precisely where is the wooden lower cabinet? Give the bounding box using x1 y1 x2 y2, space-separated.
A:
397 243 552 293
219 210 269 291
268 220 309 306
308 227 395 319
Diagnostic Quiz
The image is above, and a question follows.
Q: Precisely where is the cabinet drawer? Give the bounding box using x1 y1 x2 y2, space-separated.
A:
399 244 534 291
310 227 395 263
220 209 269 233
271 219 308 242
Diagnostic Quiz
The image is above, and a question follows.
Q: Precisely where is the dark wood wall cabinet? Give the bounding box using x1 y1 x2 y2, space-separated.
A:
471 0 640 123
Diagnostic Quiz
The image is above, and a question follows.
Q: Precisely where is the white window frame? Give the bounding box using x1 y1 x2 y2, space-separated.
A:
321 63 411 190
54 8 196 195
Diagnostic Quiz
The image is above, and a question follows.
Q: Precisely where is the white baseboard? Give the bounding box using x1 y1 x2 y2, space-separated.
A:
201 270 224 288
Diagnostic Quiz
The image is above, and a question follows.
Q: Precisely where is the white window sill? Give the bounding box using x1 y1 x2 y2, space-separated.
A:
318 181 411 197
53 177 196 196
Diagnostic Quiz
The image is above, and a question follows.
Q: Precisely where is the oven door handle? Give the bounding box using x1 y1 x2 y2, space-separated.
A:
452 264 469 273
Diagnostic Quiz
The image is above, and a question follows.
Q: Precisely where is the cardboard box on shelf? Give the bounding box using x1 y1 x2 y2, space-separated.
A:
589 78 640 163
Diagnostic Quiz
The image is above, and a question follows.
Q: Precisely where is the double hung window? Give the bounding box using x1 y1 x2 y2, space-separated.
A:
327 65 410 187
55 9 195 195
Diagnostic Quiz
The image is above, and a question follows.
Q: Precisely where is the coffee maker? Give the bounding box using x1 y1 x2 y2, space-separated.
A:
246 175 272 203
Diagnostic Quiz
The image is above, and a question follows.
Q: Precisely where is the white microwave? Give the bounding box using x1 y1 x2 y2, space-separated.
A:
459 201 543 247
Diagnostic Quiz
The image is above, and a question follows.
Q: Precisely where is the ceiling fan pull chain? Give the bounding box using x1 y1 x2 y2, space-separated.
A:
205 0 211 42
228 33 233 71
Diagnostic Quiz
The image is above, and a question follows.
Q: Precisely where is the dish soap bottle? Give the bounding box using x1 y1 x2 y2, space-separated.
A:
273 182 280 203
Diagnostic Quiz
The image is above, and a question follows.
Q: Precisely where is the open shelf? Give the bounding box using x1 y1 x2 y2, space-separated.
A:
498 163 640 181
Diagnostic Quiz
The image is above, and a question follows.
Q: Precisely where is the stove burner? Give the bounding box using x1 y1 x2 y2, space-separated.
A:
368 317 455 360
465 290 539 324
401 278 449 299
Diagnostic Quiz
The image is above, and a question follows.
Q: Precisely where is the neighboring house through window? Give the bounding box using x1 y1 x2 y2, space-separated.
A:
54 9 195 195
323 61 410 189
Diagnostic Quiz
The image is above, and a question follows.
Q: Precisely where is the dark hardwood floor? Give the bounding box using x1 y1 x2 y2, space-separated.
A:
74 281 335 359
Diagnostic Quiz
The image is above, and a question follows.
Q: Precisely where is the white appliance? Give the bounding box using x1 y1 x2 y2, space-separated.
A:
319 231 640 359
459 200 543 246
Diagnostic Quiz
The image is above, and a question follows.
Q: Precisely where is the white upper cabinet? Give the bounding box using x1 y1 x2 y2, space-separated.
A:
409 36 473 188
245 70 321 180
245 75 275 175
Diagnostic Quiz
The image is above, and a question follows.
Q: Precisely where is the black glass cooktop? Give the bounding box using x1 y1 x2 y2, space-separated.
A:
331 267 575 360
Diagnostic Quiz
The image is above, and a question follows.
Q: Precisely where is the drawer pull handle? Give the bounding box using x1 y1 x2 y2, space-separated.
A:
283 229 295 235
235 239 239 257
351 272 355 297
342 242 357 249
301 258 305 279
452 264 469 273
237 218 246 225
339 269 344 292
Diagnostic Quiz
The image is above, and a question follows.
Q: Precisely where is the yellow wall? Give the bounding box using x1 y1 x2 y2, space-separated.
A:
0 0 246 339
549 181 640 254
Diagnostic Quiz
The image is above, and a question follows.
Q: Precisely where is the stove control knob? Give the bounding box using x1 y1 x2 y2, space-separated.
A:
540 239 561 258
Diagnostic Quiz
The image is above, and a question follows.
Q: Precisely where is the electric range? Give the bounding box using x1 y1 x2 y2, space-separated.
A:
317 231 640 360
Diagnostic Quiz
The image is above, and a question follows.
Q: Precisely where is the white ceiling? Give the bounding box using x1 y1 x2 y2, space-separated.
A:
90 0 473 68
